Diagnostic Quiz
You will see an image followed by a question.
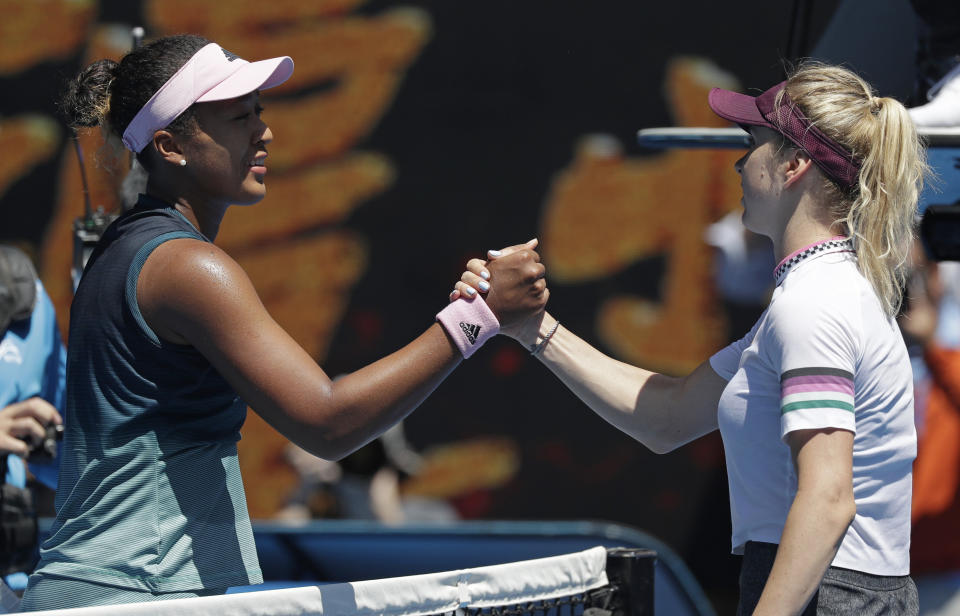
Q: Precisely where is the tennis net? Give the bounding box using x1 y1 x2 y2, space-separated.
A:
24 546 655 616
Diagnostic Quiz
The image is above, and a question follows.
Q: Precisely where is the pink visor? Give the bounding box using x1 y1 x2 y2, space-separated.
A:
708 81 861 188
121 43 294 153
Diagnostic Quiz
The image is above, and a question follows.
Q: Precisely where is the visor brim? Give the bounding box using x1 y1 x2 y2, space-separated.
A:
708 88 773 130
196 56 294 103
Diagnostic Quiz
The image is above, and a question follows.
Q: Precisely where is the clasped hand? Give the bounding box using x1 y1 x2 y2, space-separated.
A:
450 238 548 346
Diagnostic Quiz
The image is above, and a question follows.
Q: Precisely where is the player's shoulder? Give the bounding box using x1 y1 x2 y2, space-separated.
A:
767 270 864 343
775 259 862 313
140 238 253 310
149 237 241 279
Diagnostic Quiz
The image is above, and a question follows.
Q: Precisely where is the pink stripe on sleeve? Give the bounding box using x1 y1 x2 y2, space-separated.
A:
782 374 854 388
782 382 854 396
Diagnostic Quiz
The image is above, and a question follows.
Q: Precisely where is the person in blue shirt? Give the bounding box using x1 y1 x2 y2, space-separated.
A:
0 245 65 592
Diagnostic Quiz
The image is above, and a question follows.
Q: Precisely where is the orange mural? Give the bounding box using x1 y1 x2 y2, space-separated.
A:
401 437 520 501
0 115 60 200
145 0 367 35
541 58 744 374
0 0 96 75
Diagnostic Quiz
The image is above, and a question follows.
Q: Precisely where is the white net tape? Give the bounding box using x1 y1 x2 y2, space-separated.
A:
24 546 609 616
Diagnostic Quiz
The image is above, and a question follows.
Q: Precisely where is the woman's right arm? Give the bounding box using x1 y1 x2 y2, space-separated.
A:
454 252 726 453
137 239 548 461
525 312 726 454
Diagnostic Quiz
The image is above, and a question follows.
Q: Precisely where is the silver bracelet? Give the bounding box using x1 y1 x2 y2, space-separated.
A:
530 321 560 356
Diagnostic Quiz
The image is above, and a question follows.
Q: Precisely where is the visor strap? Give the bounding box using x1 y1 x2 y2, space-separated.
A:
767 90 861 187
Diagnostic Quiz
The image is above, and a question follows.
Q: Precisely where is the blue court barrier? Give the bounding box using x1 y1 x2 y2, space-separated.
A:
241 518 717 616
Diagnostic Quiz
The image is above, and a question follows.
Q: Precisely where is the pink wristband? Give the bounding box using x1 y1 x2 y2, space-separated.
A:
436 297 500 358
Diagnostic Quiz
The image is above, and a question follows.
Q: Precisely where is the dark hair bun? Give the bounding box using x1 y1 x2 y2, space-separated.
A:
60 59 118 129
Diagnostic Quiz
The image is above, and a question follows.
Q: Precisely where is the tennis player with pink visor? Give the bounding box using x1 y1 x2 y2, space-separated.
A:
120 42 294 154
21 34 548 612
455 63 926 614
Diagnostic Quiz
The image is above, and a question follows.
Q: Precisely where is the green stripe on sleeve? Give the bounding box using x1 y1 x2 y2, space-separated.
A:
780 400 855 414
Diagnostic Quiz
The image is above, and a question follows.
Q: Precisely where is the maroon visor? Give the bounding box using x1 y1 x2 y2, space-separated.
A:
708 81 861 188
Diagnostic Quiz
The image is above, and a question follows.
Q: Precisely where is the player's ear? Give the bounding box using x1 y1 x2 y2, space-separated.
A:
783 148 814 188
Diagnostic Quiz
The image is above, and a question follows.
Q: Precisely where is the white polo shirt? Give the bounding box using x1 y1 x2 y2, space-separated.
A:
710 238 915 576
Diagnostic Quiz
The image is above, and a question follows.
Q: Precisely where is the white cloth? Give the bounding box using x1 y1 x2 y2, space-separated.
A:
909 61 960 130
710 245 915 575
22 546 608 616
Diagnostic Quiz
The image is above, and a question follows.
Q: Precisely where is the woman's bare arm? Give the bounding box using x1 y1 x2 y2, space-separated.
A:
453 252 724 453
531 312 725 453
752 428 856 615
137 239 547 460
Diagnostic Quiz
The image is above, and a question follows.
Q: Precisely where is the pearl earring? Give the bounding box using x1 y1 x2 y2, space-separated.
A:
179 159 187 167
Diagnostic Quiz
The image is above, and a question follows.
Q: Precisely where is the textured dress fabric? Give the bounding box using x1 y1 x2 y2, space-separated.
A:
21 195 262 611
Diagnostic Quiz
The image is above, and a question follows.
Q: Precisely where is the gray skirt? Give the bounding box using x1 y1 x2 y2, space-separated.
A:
738 541 918 616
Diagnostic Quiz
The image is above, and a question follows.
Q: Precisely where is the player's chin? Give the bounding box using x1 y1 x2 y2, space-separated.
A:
233 185 268 206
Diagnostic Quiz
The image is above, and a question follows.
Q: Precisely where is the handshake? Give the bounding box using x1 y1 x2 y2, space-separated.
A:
446 238 550 351
0 397 63 460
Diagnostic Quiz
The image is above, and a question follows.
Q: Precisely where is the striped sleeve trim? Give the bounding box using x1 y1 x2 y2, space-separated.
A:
780 367 854 416
781 367 853 380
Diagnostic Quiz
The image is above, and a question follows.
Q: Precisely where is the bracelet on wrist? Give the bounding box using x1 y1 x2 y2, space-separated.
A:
530 320 560 356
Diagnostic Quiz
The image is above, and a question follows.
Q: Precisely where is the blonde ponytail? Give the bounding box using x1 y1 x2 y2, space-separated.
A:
785 63 929 317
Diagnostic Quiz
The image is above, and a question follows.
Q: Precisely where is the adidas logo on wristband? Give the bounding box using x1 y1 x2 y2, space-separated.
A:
436 297 499 358
459 322 481 344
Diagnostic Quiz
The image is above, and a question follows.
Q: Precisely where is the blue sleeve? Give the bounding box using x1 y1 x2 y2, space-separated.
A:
25 283 65 490
39 306 66 413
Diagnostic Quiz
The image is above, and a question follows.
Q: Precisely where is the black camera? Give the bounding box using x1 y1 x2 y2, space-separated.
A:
27 423 64 462
920 204 960 261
